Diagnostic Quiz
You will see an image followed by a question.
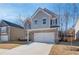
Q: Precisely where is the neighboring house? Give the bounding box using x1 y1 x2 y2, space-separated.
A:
25 8 59 43
24 18 31 29
74 19 79 40
0 20 26 42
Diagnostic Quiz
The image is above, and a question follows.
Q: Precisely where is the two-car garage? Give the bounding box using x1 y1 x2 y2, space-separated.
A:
34 32 55 43
28 28 59 43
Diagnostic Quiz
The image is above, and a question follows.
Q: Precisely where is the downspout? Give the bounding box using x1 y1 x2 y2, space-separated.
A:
8 26 11 41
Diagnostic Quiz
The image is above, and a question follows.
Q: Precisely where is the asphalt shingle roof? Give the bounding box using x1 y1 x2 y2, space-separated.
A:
43 8 57 18
0 20 24 29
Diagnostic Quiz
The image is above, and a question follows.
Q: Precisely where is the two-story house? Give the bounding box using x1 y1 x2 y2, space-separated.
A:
31 8 59 29
25 8 59 43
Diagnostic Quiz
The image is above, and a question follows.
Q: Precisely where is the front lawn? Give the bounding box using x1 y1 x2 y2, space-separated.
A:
0 43 20 49
49 44 79 55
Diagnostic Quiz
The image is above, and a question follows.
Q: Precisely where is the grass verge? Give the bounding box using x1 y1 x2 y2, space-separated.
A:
0 43 20 49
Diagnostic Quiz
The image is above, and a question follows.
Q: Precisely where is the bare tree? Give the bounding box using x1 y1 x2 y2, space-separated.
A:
17 14 25 27
58 4 66 41
72 3 78 28
58 4 62 31
63 4 70 42
64 10 69 32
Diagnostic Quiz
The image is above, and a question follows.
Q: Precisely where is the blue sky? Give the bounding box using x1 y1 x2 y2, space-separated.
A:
0 3 61 26
0 3 59 19
0 3 79 29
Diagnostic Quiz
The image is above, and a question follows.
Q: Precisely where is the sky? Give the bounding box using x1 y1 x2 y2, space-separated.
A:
0 3 79 30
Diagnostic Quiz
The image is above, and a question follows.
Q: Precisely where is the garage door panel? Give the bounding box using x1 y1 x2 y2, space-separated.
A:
0 35 8 41
34 32 55 43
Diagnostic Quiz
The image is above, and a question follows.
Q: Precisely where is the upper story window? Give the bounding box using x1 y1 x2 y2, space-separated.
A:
55 19 57 24
50 19 57 25
34 20 37 24
43 19 46 24
50 20 53 25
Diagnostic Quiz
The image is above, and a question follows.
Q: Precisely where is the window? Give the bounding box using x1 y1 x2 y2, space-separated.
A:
1 27 7 33
50 19 57 25
34 20 37 24
43 19 46 24
50 20 53 25
55 19 57 24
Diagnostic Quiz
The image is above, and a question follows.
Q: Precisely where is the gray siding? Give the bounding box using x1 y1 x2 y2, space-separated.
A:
31 10 50 29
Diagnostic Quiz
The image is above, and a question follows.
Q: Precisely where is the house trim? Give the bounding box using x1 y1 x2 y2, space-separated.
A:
31 8 52 19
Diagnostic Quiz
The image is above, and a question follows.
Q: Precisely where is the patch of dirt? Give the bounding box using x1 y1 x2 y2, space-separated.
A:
49 44 79 55
0 43 20 49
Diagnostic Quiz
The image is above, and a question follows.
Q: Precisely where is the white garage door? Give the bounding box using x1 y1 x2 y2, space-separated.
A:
34 32 55 43
0 35 8 41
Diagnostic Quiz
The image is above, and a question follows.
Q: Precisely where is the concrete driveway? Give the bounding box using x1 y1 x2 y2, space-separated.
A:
2 42 53 55
0 49 9 53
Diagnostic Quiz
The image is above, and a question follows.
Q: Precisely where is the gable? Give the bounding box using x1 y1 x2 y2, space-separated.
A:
31 8 58 21
32 8 51 20
32 9 50 20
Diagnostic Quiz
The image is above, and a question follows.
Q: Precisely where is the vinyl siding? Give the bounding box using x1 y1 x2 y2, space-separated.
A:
31 10 50 29
10 27 26 41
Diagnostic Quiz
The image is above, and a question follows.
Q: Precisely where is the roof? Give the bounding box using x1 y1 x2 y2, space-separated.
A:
31 8 57 18
0 20 24 29
43 8 57 18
